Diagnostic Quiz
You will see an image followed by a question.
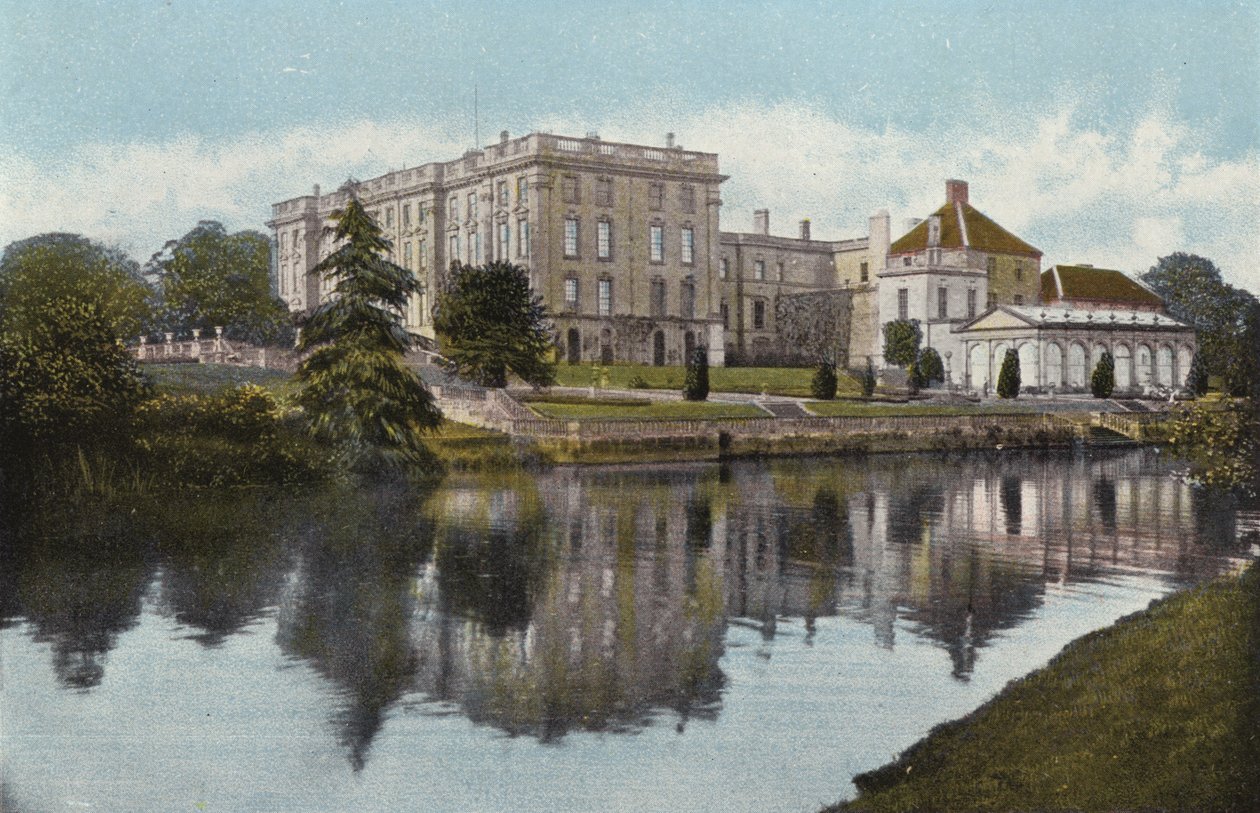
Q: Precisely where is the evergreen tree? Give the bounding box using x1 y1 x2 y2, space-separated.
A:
295 195 442 475
683 346 709 401
862 358 877 398
1091 351 1115 399
433 261 555 388
811 362 838 400
918 347 945 387
997 348 1021 399
1185 351 1209 396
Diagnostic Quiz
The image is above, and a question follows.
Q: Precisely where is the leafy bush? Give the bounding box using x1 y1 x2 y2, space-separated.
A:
1091 351 1115 398
882 319 922 368
628 374 649 389
811 363 838 400
683 346 709 401
919 348 945 387
1167 400 1258 495
997 349 1021 399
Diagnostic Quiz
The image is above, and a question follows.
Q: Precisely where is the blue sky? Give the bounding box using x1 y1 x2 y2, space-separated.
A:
2 0 1257 290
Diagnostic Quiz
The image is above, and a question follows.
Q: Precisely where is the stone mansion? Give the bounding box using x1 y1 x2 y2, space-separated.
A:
268 131 1195 393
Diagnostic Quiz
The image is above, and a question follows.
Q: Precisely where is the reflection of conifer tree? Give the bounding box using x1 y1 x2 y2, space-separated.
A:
1094 478 1117 534
1001 475 1023 536
275 486 435 771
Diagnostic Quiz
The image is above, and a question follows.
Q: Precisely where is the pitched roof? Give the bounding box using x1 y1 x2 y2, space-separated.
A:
954 304 1191 333
888 201 1041 257
1042 265 1165 307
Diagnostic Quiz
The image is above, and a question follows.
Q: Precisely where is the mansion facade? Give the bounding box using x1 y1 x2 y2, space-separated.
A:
269 132 1194 393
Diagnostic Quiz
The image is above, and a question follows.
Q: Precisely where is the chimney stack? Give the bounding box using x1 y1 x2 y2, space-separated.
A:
312 184 320 199
945 179 969 205
754 209 770 235
666 132 675 148
500 130 509 144
799 219 811 241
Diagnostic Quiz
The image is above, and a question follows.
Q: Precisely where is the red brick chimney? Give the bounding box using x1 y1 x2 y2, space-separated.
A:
945 179 969 205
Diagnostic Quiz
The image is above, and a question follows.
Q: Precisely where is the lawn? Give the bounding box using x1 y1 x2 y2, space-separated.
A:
144 363 297 397
525 399 767 421
551 363 861 398
831 561 1260 812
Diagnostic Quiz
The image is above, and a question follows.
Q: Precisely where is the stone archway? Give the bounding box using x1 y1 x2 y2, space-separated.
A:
1045 342 1063 390
1136 343 1153 387
1114 343 1133 391
1018 342 1038 390
970 343 989 391
1067 341 1087 389
1156 344 1174 387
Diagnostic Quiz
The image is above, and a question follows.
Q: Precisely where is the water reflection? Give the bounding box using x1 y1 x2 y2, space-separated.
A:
1 449 1251 778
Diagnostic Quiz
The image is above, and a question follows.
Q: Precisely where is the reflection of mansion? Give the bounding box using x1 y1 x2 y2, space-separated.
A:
269 132 1194 391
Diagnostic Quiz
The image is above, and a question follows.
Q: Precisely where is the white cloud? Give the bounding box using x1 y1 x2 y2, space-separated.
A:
2 99 1257 293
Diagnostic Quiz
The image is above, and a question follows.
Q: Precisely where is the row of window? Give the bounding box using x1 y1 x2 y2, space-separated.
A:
562 176 697 212
564 219 695 264
895 287 1024 321
717 257 822 282
563 277 700 319
446 219 533 265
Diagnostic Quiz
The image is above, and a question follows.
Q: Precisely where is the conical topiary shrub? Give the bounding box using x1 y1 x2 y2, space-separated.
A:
997 348 1021 399
683 346 709 401
811 362 838 400
1091 351 1115 398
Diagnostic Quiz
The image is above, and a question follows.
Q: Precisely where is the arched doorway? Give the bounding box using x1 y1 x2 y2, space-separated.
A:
969 344 989 390
1045 342 1063 390
1156 345 1173 387
653 331 665 366
1018 342 1038 389
566 328 581 364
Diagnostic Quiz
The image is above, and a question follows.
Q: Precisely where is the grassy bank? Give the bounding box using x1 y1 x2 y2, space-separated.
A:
525 399 767 421
552 362 861 397
830 561 1260 813
144 362 296 397
805 401 1044 418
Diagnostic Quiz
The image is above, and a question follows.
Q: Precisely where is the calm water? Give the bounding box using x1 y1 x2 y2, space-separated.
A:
1 449 1253 813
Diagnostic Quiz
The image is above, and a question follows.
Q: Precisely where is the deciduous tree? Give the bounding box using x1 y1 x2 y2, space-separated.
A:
295 196 441 475
882 319 922 368
433 261 555 388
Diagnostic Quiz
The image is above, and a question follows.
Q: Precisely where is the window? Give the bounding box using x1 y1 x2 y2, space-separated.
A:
1015 264 1024 281
938 286 948 319
595 177 613 207
281 232 287 251
597 221 612 260
564 218 579 257
597 279 612 316
987 292 997 309
449 197 458 221
564 277 579 310
385 207 393 227
680 185 695 213
449 233 459 264
404 241 413 269
754 260 765 281
860 261 868 283
473 231 482 264
280 263 288 294
897 288 909 321
498 222 510 261
719 257 729 279
650 279 666 317
403 204 411 228
986 256 997 274
517 218 530 258
649 225 664 262
680 281 696 318
497 181 508 207
681 227 695 265
467 192 477 220
516 176 528 203
418 241 427 270
649 183 664 210
720 301 729 328
903 256 912 267
967 289 977 318
1013 294 1025 305
777 261 785 282
562 175 580 204
753 300 766 329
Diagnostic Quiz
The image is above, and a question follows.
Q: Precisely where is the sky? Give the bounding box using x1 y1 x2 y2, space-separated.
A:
1 0 1257 291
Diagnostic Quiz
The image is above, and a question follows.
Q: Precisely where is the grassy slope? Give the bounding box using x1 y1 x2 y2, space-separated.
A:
805 401 1043 418
526 400 767 421
551 363 861 397
832 562 1260 813
144 362 297 397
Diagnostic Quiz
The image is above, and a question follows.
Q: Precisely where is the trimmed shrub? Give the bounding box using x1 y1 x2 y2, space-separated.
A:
1091 351 1115 398
1185 351 1209 396
919 347 945 387
997 349 1021 399
906 358 921 395
811 363 838 400
683 346 709 401
862 359 877 398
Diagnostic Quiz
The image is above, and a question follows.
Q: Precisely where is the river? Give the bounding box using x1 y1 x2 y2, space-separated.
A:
1 448 1252 812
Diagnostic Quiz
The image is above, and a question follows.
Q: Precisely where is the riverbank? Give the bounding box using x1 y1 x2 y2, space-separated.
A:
828 560 1260 812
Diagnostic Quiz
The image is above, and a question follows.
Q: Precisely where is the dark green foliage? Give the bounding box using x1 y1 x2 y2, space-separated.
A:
881 319 921 368
811 362 838 400
1 233 153 340
433 261 555 388
996 348 1021 399
683 346 710 401
1185 351 1209 396
296 196 442 475
1091 351 1115 398
862 358 877 398
1142 253 1260 397
0 298 150 459
918 347 944 387
1167 400 1258 495
148 221 293 346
